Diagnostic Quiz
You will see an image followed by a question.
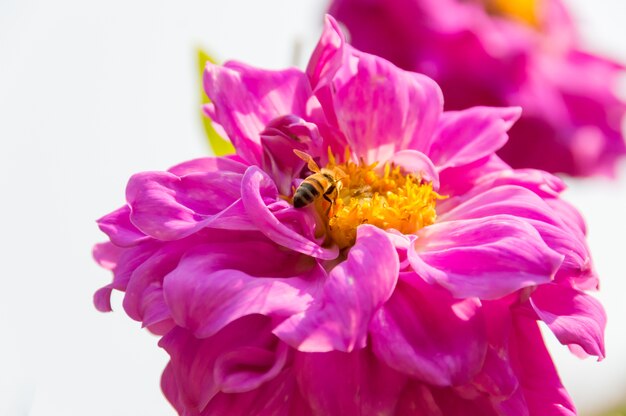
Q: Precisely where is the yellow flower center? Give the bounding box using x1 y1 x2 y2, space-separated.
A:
484 0 540 27
316 151 443 249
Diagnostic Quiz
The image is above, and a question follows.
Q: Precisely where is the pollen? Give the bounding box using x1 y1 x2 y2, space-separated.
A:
485 0 540 27
318 151 444 249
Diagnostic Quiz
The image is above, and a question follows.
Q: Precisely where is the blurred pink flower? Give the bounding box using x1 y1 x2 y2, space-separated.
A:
94 16 605 415
329 0 626 177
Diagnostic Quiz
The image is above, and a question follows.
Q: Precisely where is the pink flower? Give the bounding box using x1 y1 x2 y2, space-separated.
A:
329 0 626 177
94 16 605 415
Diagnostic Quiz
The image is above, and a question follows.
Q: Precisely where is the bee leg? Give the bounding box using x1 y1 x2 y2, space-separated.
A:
322 193 334 217
323 184 340 217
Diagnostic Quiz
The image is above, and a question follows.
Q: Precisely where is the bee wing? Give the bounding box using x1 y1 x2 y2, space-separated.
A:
293 149 320 173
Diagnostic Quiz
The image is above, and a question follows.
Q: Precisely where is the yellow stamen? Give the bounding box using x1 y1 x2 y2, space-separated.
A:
313 154 444 249
485 0 540 27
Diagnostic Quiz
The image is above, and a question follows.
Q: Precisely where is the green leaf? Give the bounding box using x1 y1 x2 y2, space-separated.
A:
593 403 626 416
197 48 235 156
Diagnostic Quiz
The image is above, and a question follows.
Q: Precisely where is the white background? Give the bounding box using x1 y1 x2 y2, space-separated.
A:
0 1 624 415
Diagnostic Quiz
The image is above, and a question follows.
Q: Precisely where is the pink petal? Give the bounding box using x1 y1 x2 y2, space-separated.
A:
384 149 440 189
509 314 577 416
96 205 150 247
122 242 190 324
304 16 347 140
163 242 324 339
394 382 446 416
472 346 519 401
201 367 310 416
92 241 122 271
429 387 501 416
93 285 114 313
438 185 595 287
307 15 345 93
461 168 566 200
441 169 596 287
140 284 175 335
531 283 606 359
294 347 407 415
107 242 159 292
429 106 521 170
494 388 530 416
126 170 253 241
240 166 338 260
93 241 160 314
273 225 399 352
215 342 289 394
395 381 500 416
438 154 511 197
260 114 323 195
161 363 185 415
546 198 588 236
204 61 312 165
332 45 443 162
534 222 595 287
437 184 563 224
370 274 487 386
470 299 524 406
167 156 248 176
159 316 287 414
409 215 563 299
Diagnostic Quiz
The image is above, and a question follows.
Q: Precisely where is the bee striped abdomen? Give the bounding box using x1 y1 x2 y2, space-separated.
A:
293 181 321 208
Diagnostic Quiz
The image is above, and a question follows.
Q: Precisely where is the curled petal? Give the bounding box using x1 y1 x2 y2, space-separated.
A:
273 225 399 352
260 114 323 195
107 242 159 292
409 215 563 299
201 367 310 416
437 185 595 286
532 221 595 287
122 242 190 326
93 241 160 315
93 284 114 313
307 15 346 93
371 275 487 386
96 206 150 247
126 170 253 241
469 168 566 199
429 106 521 170
332 45 443 162
438 155 510 197
437 184 563 224
531 284 606 359
167 156 248 176
204 61 312 165
163 243 323 339
384 149 440 190
159 316 288 414
215 342 289 394
241 166 338 260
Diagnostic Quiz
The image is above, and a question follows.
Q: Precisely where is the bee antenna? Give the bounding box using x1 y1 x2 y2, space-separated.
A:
293 149 320 173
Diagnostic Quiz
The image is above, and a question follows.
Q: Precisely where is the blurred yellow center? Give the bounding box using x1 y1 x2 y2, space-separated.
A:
320 151 442 249
485 0 540 27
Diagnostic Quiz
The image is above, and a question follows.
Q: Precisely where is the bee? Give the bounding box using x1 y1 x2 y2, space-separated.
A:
292 149 346 214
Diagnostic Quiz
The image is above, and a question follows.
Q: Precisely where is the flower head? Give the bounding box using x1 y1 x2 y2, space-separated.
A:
329 0 626 177
94 16 605 415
